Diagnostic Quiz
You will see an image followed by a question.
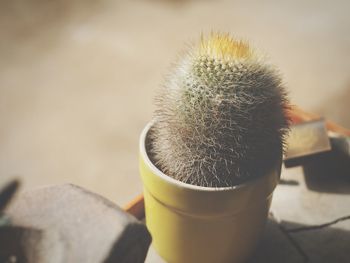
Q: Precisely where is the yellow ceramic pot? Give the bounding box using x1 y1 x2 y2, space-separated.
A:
140 122 281 263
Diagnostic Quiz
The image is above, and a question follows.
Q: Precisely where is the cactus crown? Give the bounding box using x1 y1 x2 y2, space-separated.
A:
149 33 289 187
199 34 253 60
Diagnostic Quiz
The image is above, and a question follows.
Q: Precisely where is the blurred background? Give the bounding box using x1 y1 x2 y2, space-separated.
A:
1 0 349 206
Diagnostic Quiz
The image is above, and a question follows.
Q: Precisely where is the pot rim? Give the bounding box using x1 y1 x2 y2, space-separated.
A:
140 120 280 192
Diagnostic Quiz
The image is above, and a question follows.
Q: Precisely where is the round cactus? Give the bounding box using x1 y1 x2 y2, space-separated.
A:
149 33 290 187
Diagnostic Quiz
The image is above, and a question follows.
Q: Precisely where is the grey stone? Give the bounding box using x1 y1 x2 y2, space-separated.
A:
4 184 151 263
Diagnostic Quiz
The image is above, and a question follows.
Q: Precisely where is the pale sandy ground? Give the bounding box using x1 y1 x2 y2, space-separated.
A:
1 0 350 207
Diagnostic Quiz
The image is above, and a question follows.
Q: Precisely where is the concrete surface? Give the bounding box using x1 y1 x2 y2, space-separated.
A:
0 0 349 246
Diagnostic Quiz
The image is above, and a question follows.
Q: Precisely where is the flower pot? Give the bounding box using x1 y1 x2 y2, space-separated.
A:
139 121 281 263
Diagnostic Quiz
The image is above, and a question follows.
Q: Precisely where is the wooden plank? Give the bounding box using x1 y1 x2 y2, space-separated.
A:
288 105 350 136
124 194 145 221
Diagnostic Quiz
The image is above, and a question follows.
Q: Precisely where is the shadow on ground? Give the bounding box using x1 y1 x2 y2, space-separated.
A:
250 218 350 263
302 135 350 194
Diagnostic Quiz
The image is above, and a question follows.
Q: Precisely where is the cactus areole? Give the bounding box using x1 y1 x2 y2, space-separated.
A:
149 33 289 188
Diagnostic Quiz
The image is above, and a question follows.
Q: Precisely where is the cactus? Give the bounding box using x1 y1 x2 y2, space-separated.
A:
149 33 290 187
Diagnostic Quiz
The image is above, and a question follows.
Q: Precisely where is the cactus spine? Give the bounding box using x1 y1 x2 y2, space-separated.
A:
149 33 289 187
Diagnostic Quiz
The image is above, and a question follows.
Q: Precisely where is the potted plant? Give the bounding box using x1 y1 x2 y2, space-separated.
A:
139 33 289 263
